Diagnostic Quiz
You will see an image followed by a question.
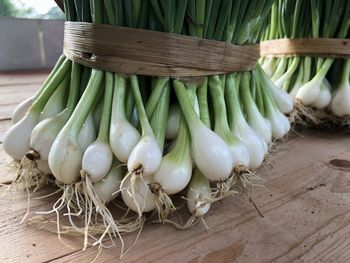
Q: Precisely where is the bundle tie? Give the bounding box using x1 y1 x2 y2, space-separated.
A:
260 38 350 58
64 22 260 77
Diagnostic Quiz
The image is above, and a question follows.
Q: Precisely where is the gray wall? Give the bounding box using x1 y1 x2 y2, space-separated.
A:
0 17 64 71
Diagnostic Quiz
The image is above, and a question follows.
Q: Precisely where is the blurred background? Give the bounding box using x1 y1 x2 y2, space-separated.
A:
0 0 64 71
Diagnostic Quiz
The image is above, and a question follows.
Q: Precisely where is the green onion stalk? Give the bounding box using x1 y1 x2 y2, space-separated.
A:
145 0 292 227
260 0 350 127
2 0 297 254
173 0 291 203
46 0 140 252
144 0 193 222
40 0 108 249
3 22 74 221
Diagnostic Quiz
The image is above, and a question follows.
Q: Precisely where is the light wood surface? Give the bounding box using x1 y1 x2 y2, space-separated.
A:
0 72 47 120
1 72 350 263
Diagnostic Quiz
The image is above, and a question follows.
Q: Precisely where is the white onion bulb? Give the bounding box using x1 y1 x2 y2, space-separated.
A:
3 111 40 160
82 141 113 183
120 174 156 214
12 96 34 124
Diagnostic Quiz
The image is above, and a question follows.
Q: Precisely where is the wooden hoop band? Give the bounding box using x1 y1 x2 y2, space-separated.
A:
64 22 260 77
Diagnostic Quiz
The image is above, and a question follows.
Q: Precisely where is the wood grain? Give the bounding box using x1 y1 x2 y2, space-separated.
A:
0 187 84 263
51 134 350 263
0 74 43 120
0 119 12 142
0 144 15 184
0 84 40 106
0 73 47 87
0 104 19 120
0 131 348 263
2 73 350 263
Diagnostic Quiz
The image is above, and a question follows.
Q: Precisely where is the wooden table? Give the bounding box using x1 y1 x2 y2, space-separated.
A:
1 72 350 263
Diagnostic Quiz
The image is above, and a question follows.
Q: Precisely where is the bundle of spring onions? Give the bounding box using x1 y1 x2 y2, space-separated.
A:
3 0 293 253
260 0 350 127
